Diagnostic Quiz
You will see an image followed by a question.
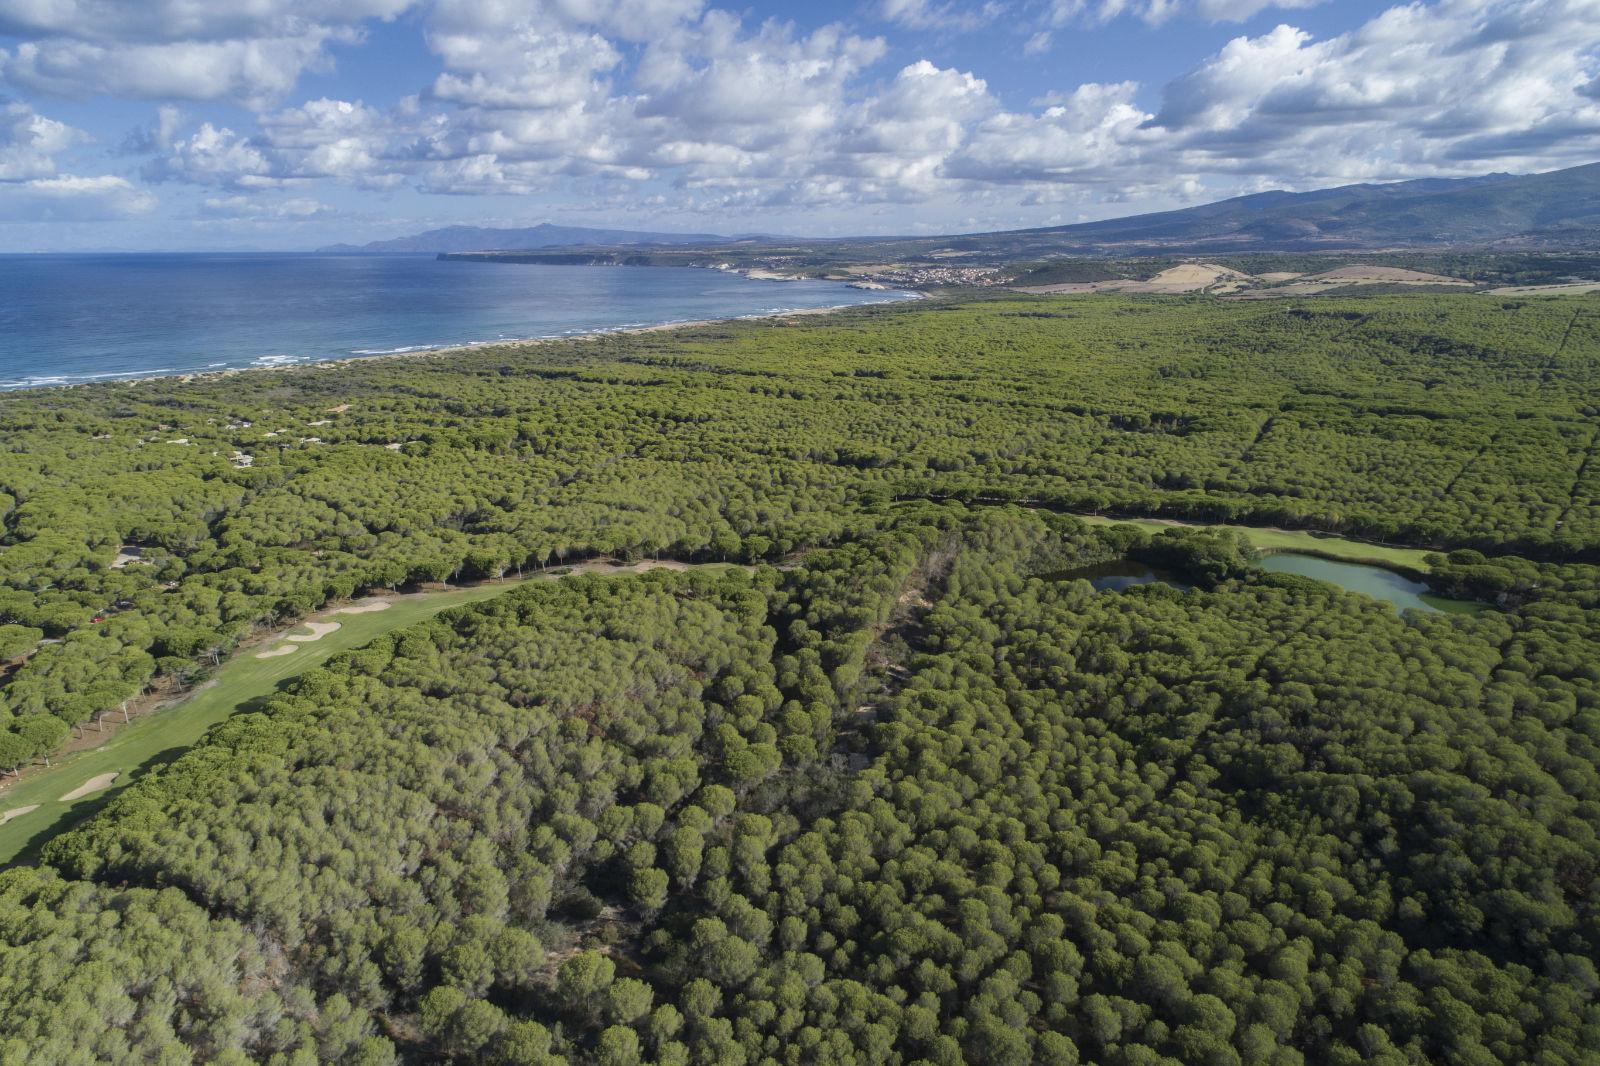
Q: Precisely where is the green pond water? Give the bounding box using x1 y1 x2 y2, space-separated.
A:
1259 553 1484 614
1044 560 1191 593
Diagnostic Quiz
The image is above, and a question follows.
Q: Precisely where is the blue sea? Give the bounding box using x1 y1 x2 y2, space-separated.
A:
0 253 914 390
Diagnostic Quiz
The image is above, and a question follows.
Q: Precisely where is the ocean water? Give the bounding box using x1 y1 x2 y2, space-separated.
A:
0 253 915 390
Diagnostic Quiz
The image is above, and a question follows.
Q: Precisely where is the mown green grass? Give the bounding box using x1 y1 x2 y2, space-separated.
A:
0 561 745 866
0 582 519 865
1075 514 1436 571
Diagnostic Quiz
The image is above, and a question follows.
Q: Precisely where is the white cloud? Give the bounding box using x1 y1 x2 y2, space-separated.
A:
120 104 185 154
0 174 155 220
287 0 1600 217
877 0 1005 31
0 1 417 43
201 194 332 218
427 28 621 111
1 34 342 107
257 98 402 185
1046 0 1320 25
1145 0 1600 177
0 0 420 105
0 99 83 180
145 122 278 186
945 81 1154 184
5 0 1599 233
825 61 995 197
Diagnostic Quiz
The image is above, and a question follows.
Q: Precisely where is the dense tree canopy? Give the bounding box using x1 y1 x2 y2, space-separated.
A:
1 291 1598 1063
1 293 1597 761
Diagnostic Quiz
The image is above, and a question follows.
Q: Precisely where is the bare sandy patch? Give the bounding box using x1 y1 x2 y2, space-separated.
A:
0 805 38 826
327 403 351 413
612 560 694 573
59 772 118 802
1306 265 1471 285
1135 264 1255 292
333 600 392 615
1014 263 1255 297
1012 282 1104 295
286 621 341 642
1489 281 1600 296
111 545 145 568
256 644 297 659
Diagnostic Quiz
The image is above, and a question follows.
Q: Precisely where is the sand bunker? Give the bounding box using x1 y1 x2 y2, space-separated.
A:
59 772 118 802
254 617 343 658
333 600 392 615
0 805 38 826
286 621 341 642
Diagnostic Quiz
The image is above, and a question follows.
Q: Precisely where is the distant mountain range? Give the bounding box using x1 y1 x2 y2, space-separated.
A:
326 163 1600 262
317 223 769 254
1001 162 1600 251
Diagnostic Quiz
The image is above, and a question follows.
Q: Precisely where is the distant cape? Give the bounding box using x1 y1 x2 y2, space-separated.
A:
317 223 773 254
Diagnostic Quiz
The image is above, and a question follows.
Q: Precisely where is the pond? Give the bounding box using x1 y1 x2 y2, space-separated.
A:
1045 560 1191 593
1259 553 1484 614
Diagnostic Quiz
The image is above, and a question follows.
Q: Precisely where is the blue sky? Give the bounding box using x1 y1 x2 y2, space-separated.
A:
0 0 1596 250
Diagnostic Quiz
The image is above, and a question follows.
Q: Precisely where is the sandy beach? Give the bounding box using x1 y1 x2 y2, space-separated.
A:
90 294 920 394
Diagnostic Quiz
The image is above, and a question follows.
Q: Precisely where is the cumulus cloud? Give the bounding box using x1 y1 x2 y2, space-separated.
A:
0 174 155 220
119 105 185 155
1 33 346 107
1045 0 1322 24
249 1 1600 215
877 0 1005 31
6 0 1599 230
1146 0 1600 177
0 1 416 42
0 99 84 180
200 194 332 219
257 98 403 186
945 81 1154 184
0 98 157 220
143 122 280 187
0 0 419 105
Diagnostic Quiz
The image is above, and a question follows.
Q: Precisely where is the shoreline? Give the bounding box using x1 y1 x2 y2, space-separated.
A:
1 291 923 397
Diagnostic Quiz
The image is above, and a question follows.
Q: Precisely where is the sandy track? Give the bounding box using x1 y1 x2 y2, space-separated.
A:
59 772 118 802
0 805 38 826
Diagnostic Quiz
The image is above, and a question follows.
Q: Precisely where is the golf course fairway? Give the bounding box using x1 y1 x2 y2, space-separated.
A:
1074 514 1436 571
0 561 723 865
